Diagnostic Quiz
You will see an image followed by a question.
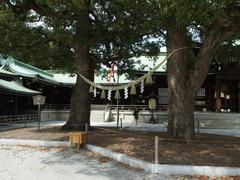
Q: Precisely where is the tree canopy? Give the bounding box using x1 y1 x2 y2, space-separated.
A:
0 1 160 72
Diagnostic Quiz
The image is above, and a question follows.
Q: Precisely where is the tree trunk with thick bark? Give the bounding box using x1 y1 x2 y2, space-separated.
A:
166 25 195 139
166 22 233 139
62 45 94 131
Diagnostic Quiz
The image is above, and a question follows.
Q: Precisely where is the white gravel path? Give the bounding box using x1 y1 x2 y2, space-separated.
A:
0 145 181 180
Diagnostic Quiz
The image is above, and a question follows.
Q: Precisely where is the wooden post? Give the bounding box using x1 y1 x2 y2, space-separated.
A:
120 118 122 128
37 104 41 131
216 79 222 112
121 106 123 128
78 137 80 150
70 135 73 147
155 136 159 164
85 123 88 145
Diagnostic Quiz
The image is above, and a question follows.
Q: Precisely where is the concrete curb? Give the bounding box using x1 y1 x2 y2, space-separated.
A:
86 144 153 171
86 144 240 176
0 139 239 176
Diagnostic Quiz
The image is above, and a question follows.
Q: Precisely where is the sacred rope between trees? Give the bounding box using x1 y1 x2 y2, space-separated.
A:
77 47 187 100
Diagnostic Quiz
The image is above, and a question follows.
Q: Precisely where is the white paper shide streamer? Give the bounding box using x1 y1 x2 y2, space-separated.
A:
107 90 112 101
124 87 128 99
93 87 97 98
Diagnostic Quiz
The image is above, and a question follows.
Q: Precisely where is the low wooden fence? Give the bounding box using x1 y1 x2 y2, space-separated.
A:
0 114 38 127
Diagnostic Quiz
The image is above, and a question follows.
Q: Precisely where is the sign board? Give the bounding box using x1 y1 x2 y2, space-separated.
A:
33 95 46 105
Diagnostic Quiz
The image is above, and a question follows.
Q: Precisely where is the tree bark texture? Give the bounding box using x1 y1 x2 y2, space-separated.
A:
62 45 94 131
190 24 231 93
166 23 233 139
166 25 195 139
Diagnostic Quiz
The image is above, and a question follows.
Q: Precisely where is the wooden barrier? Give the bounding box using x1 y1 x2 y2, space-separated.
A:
0 114 38 127
69 132 87 150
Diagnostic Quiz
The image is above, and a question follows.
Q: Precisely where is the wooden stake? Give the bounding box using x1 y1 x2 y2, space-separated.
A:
155 136 159 164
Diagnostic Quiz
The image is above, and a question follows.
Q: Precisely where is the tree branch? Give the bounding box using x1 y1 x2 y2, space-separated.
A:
17 37 53 48
190 22 239 94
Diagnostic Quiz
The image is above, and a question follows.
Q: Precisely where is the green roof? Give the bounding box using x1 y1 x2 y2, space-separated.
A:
0 53 168 86
0 68 18 77
0 79 41 95
0 55 61 85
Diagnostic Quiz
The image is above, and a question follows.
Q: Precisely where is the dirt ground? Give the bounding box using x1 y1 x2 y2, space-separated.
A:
0 126 240 168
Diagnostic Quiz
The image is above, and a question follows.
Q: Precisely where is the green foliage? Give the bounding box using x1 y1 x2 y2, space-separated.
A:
152 0 240 69
2 0 239 74
155 0 228 26
0 3 75 70
0 0 161 73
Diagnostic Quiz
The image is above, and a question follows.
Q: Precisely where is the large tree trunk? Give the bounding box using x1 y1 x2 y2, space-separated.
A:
62 45 94 131
166 23 232 139
166 25 195 139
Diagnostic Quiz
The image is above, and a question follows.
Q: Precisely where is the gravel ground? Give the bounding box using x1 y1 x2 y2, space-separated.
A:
0 145 199 180
1 126 239 167
1 145 239 180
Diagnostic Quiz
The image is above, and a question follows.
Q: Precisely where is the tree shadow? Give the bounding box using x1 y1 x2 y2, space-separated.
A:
39 147 146 179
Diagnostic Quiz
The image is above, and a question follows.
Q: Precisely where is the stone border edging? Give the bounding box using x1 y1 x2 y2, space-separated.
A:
86 144 240 176
86 144 153 171
0 139 239 176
